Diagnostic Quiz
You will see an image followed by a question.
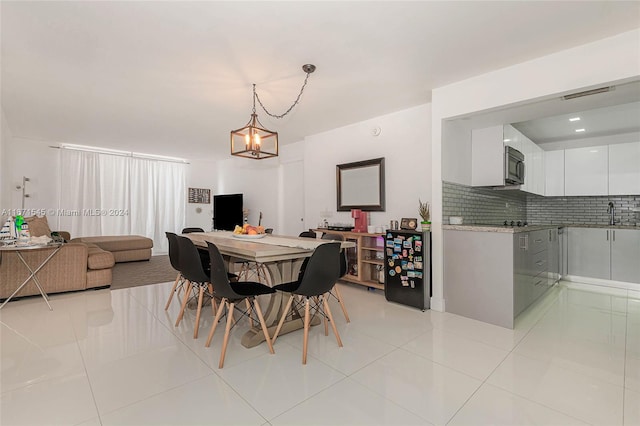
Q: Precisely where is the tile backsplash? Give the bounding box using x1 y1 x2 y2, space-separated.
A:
442 181 527 225
443 181 640 226
526 194 640 226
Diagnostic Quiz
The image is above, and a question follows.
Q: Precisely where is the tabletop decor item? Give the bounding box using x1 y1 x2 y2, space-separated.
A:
419 199 430 225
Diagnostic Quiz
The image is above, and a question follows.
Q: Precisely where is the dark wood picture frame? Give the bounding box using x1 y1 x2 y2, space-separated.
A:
336 157 385 211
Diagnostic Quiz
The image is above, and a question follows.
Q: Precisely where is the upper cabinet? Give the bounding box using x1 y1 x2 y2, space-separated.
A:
564 145 608 196
471 125 505 187
609 142 640 195
472 124 544 195
544 150 564 196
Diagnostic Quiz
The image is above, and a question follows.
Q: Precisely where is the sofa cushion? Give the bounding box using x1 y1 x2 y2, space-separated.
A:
71 235 153 252
25 215 52 237
87 247 115 270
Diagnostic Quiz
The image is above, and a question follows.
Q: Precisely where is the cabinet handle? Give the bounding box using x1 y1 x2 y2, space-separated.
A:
613 230 615 242
534 239 543 243
606 230 609 241
534 279 544 286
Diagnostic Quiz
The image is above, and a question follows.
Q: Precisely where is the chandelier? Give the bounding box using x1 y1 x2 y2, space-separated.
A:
230 64 316 159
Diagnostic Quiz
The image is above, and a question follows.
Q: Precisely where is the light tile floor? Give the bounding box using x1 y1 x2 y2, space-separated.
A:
1 280 639 425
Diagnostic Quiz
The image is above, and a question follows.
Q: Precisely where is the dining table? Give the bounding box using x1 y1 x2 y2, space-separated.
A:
184 231 354 348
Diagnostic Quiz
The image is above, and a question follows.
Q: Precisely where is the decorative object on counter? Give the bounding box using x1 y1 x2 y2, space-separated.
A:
449 216 463 225
351 209 368 233
230 64 316 160
400 218 418 230
419 199 430 225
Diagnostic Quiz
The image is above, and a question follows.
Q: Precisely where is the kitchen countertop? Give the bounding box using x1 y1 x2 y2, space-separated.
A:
443 224 639 233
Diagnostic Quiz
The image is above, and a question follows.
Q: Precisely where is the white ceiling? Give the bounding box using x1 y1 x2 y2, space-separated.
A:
2 1 640 160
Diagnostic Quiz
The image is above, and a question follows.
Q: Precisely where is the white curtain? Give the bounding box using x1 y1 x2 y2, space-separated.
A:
59 149 186 254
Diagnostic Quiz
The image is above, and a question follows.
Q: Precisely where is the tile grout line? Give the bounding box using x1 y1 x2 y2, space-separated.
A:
444 284 590 426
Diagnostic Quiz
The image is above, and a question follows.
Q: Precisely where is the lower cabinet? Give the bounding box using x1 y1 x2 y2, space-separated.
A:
567 227 640 284
513 228 559 317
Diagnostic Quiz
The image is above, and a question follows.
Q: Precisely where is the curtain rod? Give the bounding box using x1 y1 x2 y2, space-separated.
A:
48 145 190 165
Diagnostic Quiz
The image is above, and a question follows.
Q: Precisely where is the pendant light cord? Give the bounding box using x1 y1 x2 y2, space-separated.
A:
253 68 314 119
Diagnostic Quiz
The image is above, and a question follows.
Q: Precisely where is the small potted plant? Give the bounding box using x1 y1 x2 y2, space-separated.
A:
419 199 430 228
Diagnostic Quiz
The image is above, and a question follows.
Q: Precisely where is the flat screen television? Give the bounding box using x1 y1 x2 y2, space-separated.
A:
213 193 243 231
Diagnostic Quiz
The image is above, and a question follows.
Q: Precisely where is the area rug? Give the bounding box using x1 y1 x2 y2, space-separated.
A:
110 255 177 290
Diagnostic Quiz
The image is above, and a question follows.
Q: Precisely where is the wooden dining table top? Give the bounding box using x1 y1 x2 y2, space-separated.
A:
184 231 354 264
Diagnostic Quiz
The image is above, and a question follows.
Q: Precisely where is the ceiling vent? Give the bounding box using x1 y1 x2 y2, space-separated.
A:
562 86 614 100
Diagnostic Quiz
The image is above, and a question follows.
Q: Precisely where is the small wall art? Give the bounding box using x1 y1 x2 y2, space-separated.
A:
188 187 211 204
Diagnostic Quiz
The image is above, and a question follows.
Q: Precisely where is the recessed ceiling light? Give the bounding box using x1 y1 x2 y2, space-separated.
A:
569 117 581 122
503 138 511 142
575 128 586 132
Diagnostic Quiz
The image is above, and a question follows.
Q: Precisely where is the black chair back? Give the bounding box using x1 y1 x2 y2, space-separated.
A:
182 227 205 234
295 243 341 297
206 242 242 300
299 231 316 238
176 235 210 283
166 232 181 271
321 233 348 278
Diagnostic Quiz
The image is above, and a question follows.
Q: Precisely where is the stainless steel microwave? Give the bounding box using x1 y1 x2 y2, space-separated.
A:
505 146 525 185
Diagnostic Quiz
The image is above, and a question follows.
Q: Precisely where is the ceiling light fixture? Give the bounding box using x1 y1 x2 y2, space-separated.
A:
230 64 316 159
575 128 586 133
569 117 581 122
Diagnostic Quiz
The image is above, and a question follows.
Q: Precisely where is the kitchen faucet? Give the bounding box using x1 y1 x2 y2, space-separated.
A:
607 202 616 225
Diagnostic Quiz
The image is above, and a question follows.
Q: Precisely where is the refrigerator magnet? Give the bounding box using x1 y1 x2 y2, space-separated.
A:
407 262 414 270
403 240 411 248
408 271 416 278
389 270 396 277
395 266 402 273
386 248 393 256
394 244 401 252
415 261 423 269
402 249 408 257
388 259 394 267
386 240 394 247
410 281 415 288
401 260 408 270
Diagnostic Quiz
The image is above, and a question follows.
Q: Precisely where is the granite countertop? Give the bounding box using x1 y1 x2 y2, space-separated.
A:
443 223 639 233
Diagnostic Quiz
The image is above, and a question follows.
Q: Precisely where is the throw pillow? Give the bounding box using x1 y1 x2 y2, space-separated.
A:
25 215 52 237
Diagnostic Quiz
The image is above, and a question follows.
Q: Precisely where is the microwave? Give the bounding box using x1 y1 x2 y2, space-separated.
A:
505 146 525 185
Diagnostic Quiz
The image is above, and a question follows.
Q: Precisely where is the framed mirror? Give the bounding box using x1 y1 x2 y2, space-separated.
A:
336 157 385 211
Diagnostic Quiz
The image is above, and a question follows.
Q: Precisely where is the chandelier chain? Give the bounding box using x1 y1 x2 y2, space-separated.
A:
253 71 312 119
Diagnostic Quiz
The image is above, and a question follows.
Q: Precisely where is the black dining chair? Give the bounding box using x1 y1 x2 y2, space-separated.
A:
321 233 351 323
174 235 216 339
205 242 276 368
181 227 205 234
271 242 342 364
299 230 316 238
165 232 186 311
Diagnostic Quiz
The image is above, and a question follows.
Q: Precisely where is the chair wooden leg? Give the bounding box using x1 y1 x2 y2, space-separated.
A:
175 281 192 327
253 297 274 355
208 283 216 316
194 285 205 339
272 294 294 344
302 297 311 364
323 295 343 347
165 273 181 310
219 302 235 368
205 298 226 347
245 299 254 327
332 285 350 323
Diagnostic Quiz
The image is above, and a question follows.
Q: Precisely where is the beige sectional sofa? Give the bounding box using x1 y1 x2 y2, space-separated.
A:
0 242 115 300
70 235 153 262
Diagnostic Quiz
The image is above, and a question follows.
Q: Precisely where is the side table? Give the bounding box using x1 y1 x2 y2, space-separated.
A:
0 242 63 310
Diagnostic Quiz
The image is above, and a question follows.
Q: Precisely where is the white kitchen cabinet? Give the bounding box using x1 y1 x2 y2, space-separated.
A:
532 144 545 195
565 145 608 196
471 125 504 187
568 227 640 284
567 228 610 280
544 150 565 196
610 229 640 283
609 142 640 195
517 130 544 196
503 124 523 153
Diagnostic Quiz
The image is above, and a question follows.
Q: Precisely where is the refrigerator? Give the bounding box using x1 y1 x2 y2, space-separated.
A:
384 229 431 310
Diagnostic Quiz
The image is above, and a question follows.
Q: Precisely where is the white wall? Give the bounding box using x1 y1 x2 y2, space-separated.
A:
0 109 10 218
2 136 61 227
303 104 432 230
431 28 640 312
185 159 217 231
215 157 280 230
